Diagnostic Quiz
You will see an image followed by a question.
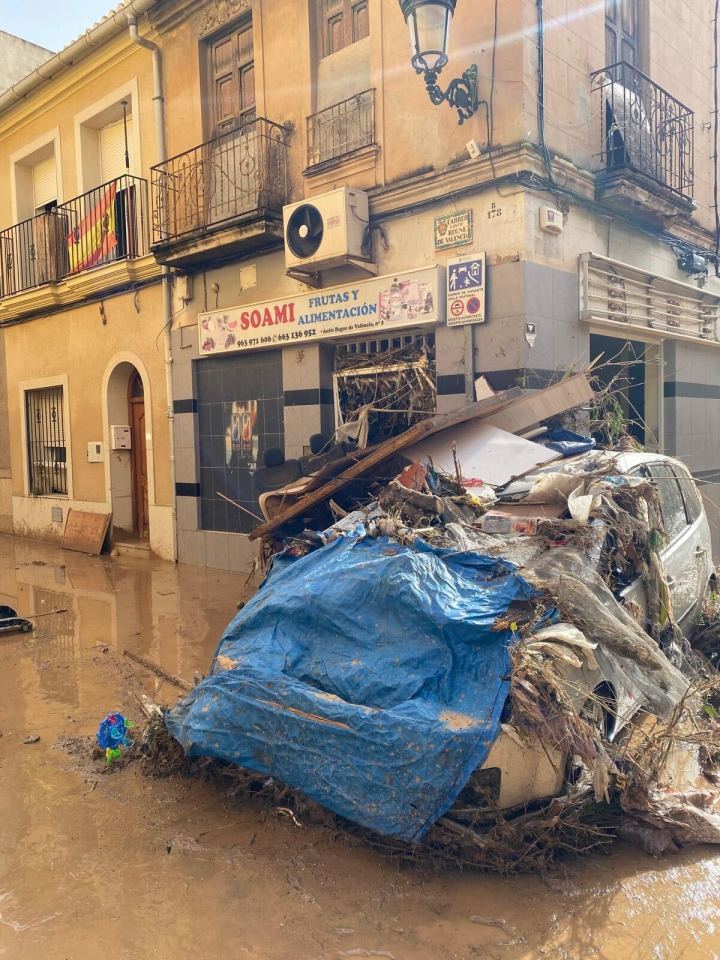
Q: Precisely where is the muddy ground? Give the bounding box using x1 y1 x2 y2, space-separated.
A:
0 532 719 960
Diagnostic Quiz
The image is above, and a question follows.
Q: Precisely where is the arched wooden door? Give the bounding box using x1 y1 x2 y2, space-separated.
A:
128 371 149 540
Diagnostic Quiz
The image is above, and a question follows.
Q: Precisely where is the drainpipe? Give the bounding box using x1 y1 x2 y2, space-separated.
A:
128 13 178 562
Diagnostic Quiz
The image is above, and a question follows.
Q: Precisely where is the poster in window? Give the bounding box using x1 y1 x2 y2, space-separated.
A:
226 400 259 469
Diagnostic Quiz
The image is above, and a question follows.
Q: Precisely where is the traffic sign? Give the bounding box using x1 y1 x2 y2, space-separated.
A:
447 253 486 327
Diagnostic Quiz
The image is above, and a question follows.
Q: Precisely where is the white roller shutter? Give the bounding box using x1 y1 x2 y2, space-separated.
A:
32 156 57 211
100 117 132 183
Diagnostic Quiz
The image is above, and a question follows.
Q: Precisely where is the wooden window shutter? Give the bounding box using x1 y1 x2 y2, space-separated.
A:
209 21 255 136
351 1 369 42
320 0 369 57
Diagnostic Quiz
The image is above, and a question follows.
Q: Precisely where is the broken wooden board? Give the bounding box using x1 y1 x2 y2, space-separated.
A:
483 375 594 435
62 510 112 556
249 373 593 541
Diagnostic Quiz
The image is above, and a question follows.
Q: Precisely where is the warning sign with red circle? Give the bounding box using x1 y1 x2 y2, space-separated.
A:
446 253 486 328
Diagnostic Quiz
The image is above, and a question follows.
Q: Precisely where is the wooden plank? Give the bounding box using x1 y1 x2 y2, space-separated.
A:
482 375 595 435
62 510 112 556
123 648 193 692
249 373 594 541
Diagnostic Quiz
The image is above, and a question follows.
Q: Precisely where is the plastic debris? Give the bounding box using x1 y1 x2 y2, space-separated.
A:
97 713 134 764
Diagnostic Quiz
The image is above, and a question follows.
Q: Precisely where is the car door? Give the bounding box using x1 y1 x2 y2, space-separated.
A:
645 462 702 623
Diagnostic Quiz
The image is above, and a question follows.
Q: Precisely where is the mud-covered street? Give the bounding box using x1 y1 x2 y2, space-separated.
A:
0 533 716 959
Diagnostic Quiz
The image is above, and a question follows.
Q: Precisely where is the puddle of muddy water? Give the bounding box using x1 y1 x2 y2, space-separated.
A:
0 532 719 960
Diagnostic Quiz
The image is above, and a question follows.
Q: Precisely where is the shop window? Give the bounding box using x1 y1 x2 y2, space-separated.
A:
196 351 283 534
319 0 369 58
334 336 436 446
25 385 67 496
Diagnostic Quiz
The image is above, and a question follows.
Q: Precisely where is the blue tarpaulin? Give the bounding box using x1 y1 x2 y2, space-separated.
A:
547 428 597 458
166 535 536 842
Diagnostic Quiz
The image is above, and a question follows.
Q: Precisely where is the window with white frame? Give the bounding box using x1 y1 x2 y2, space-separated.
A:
25 385 68 496
13 140 58 222
78 98 135 191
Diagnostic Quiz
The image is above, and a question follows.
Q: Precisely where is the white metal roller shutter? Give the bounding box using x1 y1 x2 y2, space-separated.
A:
100 117 132 183
32 156 57 210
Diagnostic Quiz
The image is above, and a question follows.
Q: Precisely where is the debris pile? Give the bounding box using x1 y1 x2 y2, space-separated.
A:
139 372 720 870
334 341 437 447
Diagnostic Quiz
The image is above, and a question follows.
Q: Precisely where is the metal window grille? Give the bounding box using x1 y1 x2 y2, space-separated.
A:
338 332 435 358
307 89 375 166
26 386 68 496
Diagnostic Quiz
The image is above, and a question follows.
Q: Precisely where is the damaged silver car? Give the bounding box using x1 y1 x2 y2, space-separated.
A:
472 450 714 811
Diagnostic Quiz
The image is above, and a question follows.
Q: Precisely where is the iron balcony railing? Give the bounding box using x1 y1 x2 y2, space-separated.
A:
151 117 289 244
591 62 694 200
0 174 150 299
307 89 375 167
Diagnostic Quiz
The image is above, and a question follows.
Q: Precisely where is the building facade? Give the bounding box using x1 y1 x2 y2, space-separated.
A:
1 0 719 569
0 31 53 94
0 8 174 557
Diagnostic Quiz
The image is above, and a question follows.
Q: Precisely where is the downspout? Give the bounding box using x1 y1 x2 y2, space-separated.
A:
128 13 178 562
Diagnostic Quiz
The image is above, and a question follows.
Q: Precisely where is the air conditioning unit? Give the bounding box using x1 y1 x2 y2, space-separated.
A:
283 187 374 274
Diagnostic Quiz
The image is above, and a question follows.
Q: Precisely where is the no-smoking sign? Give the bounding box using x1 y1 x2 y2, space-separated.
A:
446 252 486 327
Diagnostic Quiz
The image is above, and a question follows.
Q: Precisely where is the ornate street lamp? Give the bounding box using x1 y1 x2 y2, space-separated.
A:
398 0 478 125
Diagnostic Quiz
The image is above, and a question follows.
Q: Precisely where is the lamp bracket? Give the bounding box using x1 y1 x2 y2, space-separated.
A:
423 63 479 125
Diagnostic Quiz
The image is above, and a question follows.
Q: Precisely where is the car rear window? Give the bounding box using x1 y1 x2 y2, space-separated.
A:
646 463 689 541
675 467 703 524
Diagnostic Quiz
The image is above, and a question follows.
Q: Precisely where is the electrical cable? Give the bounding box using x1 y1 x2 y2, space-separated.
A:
535 0 562 207
481 0 520 198
713 0 720 274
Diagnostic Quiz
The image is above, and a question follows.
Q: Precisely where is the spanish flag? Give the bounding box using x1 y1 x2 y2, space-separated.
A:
67 181 118 273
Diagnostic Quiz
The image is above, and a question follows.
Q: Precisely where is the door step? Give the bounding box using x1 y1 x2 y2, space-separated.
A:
113 541 151 558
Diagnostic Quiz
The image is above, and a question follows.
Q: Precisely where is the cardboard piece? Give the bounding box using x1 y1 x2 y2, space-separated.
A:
62 510 112 556
250 372 594 541
402 423 559 488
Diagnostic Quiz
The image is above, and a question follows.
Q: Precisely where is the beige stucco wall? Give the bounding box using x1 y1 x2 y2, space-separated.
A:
3 282 174 557
156 0 527 196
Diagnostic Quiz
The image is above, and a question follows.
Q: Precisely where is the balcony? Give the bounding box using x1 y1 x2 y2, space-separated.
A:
0 175 150 300
150 118 289 268
306 89 376 172
590 62 694 220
